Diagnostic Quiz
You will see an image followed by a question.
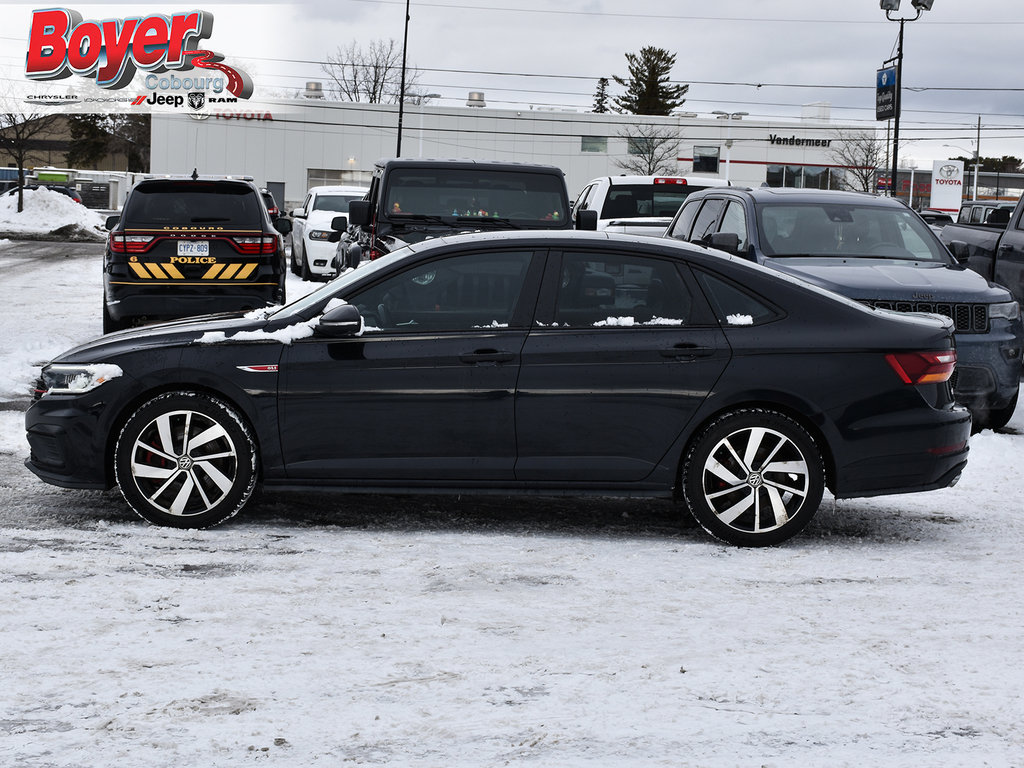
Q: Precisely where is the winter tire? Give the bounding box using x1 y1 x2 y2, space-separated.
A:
299 241 313 281
114 392 258 528
682 409 825 547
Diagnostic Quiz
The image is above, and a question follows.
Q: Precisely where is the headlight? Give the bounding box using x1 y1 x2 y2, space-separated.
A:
39 363 123 395
990 301 1020 321
308 230 332 241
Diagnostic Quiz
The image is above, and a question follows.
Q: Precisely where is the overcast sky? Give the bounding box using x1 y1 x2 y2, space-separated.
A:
3 1 1023 167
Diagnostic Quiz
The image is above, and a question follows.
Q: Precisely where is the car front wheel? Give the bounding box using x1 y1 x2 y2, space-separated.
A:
682 409 824 547
114 392 258 528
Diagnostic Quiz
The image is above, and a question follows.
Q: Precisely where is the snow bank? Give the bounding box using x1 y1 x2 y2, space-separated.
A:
0 187 107 240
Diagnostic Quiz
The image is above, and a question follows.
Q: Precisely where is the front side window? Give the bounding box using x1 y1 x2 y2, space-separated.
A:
554 252 693 327
667 200 701 241
691 198 726 242
719 200 749 251
348 250 534 332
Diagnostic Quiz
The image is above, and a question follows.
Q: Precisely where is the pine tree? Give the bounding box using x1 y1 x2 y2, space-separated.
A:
612 47 688 116
592 77 610 114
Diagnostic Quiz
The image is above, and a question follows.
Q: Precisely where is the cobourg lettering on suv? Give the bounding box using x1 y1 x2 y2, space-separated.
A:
103 176 293 333
666 187 1023 430
332 158 593 272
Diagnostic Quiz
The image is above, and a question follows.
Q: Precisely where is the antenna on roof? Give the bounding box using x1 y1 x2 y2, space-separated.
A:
191 168 199 181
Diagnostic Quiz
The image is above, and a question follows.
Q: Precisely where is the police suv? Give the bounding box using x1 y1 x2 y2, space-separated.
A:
103 174 292 333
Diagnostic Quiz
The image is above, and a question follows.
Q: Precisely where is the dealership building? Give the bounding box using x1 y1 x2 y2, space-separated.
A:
149 95 872 210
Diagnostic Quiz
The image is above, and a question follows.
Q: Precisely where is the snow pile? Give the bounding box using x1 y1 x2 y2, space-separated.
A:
0 187 107 240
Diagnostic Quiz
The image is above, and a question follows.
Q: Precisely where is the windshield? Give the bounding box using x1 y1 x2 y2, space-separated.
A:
123 181 261 227
757 202 952 263
312 193 364 213
383 168 568 223
600 184 696 219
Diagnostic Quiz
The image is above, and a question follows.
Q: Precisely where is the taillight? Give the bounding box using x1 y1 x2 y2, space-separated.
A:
885 351 956 384
231 236 277 254
108 232 153 253
654 177 687 185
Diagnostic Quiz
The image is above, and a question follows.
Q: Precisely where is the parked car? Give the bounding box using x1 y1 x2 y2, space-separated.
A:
571 174 730 237
665 187 1023 430
5 183 83 204
289 185 368 280
26 230 970 546
941 193 1024 313
918 208 954 235
334 158 584 273
260 188 280 222
957 200 1017 224
102 175 292 333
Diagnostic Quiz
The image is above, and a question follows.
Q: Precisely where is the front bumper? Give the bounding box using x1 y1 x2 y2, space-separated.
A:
953 322 1024 410
25 391 116 490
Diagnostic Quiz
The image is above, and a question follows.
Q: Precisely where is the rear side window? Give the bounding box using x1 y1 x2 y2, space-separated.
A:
695 269 779 326
123 181 261 228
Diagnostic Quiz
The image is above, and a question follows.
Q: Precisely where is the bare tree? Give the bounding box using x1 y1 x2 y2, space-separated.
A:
0 110 60 212
828 130 887 193
614 123 680 175
322 39 422 104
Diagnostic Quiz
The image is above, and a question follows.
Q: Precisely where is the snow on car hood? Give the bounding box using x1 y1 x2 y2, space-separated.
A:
764 257 1010 302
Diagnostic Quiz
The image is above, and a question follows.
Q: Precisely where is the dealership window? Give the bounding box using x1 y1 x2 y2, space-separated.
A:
627 137 656 156
692 146 720 174
766 165 842 190
581 136 608 153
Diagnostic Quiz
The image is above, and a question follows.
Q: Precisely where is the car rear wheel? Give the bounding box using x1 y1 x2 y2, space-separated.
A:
102 301 128 334
682 409 824 547
114 392 258 528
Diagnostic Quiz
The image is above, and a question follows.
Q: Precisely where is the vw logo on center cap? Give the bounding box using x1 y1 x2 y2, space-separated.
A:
746 472 764 488
177 456 194 470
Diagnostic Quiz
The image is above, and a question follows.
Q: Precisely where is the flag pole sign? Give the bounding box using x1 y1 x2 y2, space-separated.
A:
930 160 965 213
876 66 897 121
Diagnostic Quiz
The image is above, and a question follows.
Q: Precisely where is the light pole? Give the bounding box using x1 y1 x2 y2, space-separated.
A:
417 93 441 157
943 141 980 201
395 0 411 157
711 110 748 183
880 0 934 199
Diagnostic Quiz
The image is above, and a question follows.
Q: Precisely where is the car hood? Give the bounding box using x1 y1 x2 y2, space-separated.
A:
52 311 269 363
764 257 1011 302
305 210 341 230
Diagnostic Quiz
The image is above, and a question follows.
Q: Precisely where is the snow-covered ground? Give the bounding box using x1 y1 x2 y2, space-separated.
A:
0 186 108 239
1 236 1023 766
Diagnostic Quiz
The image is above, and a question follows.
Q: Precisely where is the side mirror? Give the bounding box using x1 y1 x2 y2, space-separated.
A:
316 303 363 337
105 214 120 230
274 218 292 235
331 215 348 231
708 231 741 255
293 207 307 219
349 200 371 227
947 240 970 264
575 209 598 231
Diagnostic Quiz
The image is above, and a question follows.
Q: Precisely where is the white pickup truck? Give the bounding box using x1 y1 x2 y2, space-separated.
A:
570 174 729 237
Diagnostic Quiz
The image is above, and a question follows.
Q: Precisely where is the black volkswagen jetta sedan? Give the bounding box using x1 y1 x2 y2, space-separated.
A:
25 231 971 546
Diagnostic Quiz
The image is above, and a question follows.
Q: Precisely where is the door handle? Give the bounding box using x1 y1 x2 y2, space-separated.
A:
661 343 714 358
459 349 516 364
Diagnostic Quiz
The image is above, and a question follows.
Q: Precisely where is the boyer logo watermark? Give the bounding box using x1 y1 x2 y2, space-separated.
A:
24 8 253 99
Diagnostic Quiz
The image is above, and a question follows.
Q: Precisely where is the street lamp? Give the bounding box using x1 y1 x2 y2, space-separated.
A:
880 0 935 199
712 110 748 183
943 142 980 201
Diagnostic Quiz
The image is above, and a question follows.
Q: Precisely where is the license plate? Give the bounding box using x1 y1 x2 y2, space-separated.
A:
177 240 210 256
